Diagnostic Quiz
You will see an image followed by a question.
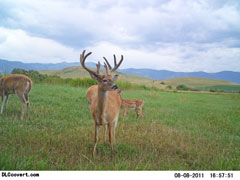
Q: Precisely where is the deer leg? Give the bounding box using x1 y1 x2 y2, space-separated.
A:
92 124 99 157
16 92 26 120
24 93 30 114
136 108 140 120
140 109 144 120
104 125 107 142
122 108 127 121
1 94 5 113
113 117 118 144
5 95 9 109
108 123 114 154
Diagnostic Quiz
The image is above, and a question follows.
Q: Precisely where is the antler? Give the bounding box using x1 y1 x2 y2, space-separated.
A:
103 54 124 74
96 61 101 74
104 62 109 75
80 50 101 78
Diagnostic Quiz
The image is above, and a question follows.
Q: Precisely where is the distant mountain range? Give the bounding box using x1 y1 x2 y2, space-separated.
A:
1 59 240 83
0 59 82 72
119 68 240 84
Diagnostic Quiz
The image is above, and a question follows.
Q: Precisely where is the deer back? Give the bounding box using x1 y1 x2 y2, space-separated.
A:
121 98 144 109
0 74 32 94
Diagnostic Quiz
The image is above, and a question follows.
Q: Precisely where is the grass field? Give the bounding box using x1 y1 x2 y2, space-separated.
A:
1 84 240 170
198 85 240 93
156 77 239 88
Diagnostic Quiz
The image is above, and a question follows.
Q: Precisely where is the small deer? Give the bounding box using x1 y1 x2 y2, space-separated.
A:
0 74 32 119
80 50 123 157
117 89 144 121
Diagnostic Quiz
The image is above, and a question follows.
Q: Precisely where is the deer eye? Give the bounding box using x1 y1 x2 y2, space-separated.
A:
103 79 108 83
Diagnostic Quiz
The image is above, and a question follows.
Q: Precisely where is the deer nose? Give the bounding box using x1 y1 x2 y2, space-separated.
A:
111 84 118 90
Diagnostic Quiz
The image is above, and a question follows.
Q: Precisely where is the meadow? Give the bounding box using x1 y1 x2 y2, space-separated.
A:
0 83 240 170
197 85 240 93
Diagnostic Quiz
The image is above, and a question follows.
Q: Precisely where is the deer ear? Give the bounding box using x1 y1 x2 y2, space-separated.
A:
112 74 119 81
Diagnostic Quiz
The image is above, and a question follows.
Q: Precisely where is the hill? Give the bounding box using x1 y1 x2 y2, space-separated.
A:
119 68 240 84
156 77 239 88
40 66 153 86
1 59 240 83
197 85 240 93
39 67 239 90
0 59 97 73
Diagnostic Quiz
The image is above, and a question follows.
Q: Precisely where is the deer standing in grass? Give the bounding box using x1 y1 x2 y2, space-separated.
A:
117 89 144 121
86 85 110 142
0 74 32 119
80 50 123 157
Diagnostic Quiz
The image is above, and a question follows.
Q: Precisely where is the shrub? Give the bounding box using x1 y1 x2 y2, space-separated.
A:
167 85 172 89
176 84 191 91
160 81 165 85
140 85 151 90
43 75 65 85
116 81 152 90
191 88 200 91
12 68 47 83
69 78 97 87
209 88 217 92
116 81 138 90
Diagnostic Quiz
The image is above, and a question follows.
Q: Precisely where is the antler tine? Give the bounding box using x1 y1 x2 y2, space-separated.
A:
96 61 101 74
111 55 124 72
104 62 110 75
103 57 112 71
113 54 117 67
80 50 100 78
102 55 124 73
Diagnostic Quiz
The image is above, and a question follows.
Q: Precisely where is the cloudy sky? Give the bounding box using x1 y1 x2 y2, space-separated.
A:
0 0 240 72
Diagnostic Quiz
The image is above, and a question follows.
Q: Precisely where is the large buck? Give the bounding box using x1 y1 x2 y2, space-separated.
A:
80 50 123 157
117 89 144 121
86 85 108 141
0 74 32 119
86 85 98 107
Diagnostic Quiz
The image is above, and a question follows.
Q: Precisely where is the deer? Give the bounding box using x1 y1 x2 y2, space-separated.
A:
117 89 144 121
86 85 108 141
0 74 32 119
86 85 98 107
80 50 123 157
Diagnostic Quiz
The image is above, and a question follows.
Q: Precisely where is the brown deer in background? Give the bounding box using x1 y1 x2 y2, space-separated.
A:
117 89 144 121
80 50 123 157
0 74 32 119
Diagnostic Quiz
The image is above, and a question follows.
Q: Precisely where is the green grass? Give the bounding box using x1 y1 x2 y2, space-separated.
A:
198 85 240 93
157 77 239 88
1 84 240 170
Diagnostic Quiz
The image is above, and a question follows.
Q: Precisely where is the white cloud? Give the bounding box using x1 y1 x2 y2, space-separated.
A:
86 41 240 72
0 0 240 72
0 27 78 63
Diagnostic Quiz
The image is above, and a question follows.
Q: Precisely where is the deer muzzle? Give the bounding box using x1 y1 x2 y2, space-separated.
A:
111 84 118 90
